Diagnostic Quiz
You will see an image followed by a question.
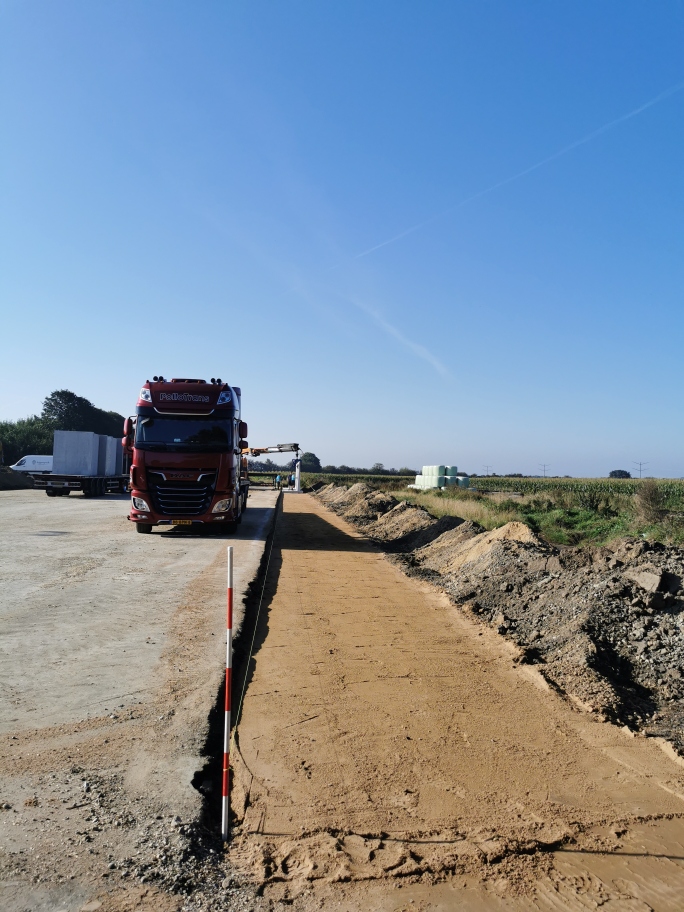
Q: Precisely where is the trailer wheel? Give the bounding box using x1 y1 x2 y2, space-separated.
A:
136 523 152 534
46 489 56 497
82 482 92 497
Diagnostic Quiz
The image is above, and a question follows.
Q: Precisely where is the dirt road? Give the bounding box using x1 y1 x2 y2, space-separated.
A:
0 488 277 912
230 495 684 910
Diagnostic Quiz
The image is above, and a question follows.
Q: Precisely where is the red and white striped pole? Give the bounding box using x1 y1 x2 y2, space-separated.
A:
221 545 233 841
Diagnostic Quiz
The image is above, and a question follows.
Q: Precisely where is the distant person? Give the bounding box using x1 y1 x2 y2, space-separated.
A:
275 474 281 490
290 473 295 489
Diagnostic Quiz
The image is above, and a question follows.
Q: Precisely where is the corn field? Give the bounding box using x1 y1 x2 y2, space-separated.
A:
472 477 684 499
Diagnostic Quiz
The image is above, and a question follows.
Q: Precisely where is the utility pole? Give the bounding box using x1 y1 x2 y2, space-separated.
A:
483 465 492 476
633 461 648 479
539 463 550 478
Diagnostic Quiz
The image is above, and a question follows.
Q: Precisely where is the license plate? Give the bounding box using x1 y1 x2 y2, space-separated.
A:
172 519 192 526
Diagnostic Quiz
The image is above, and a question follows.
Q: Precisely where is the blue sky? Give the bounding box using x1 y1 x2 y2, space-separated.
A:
1 1 683 476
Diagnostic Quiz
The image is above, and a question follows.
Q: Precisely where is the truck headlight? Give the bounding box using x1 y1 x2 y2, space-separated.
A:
139 388 152 402
212 499 232 513
132 496 150 511
217 390 232 405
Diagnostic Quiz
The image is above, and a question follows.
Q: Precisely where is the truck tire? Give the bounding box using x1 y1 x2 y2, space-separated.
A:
82 482 92 497
46 489 57 497
136 523 152 534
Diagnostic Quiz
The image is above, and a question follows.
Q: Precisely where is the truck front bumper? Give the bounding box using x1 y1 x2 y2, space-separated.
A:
128 490 239 526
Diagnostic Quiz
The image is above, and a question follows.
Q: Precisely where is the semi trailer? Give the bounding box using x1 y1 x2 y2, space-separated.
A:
125 377 249 534
29 430 128 497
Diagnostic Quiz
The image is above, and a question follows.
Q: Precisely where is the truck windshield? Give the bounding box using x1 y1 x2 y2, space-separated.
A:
135 416 233 451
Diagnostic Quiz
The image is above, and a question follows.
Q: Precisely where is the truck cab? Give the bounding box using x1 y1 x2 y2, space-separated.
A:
125 378 249 534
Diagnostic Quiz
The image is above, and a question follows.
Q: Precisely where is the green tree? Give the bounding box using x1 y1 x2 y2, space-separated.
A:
1 390 125 465
300 452 322 472
41 390 124 436
609 469 631 479
0 416 54 465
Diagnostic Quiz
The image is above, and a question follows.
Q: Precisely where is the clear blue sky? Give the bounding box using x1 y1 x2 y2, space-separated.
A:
2 2 683 476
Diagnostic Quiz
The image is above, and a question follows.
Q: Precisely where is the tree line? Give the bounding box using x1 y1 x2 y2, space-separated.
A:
0 390 125 466
248 452 417 476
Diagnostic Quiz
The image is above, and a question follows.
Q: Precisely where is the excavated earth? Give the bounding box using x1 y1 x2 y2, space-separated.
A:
316 483 684 756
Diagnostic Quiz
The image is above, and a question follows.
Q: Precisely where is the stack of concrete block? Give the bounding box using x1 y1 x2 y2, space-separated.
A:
53 431 122 476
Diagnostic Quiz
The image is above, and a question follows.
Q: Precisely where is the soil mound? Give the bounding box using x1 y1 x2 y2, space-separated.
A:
381 513 472 553
317 483 397 525
343 489 397 524
417 521 542 575
366 500 436 541
413 520 484 571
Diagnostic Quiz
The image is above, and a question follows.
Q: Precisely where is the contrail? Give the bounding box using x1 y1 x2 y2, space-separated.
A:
350 297 451 379
352 80 684 261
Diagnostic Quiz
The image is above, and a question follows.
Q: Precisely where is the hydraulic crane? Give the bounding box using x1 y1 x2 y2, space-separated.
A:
243 443 302 492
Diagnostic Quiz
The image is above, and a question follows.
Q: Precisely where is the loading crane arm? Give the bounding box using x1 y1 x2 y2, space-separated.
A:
243 444 303 493
246 443 300 457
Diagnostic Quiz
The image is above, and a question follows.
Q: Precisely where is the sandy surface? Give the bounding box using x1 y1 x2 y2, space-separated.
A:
0 488 278 911
229 494 684 909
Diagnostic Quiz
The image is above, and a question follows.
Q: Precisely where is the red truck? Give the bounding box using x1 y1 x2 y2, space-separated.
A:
124 377 249 534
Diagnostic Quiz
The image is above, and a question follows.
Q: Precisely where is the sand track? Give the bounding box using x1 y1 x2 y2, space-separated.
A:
229 494 684 909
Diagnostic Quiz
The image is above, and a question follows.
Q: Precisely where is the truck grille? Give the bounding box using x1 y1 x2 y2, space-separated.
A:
148 472 216 516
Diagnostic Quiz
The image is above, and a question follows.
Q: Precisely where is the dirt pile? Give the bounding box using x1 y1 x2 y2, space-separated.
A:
315 485 684 754
318 484 434 540
317 482 396 522
0 468 33 491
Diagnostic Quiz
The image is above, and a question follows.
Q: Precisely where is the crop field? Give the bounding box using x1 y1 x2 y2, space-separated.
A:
472 475 684 498
250 471 415 491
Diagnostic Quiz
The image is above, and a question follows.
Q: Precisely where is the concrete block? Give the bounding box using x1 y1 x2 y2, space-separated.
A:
53 431 100 476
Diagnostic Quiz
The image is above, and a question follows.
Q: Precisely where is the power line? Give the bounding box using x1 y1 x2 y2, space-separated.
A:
539 463 550 478
483 465 492 476
633 461 649 479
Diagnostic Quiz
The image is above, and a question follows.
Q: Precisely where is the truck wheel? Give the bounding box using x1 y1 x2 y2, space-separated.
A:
46 490 56 497
63 489 71 495
82 482 92 497
136 523 152 534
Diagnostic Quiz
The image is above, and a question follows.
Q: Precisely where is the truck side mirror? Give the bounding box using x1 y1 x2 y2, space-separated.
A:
239 440 248 451
123 417 132 436
239 421 248 439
